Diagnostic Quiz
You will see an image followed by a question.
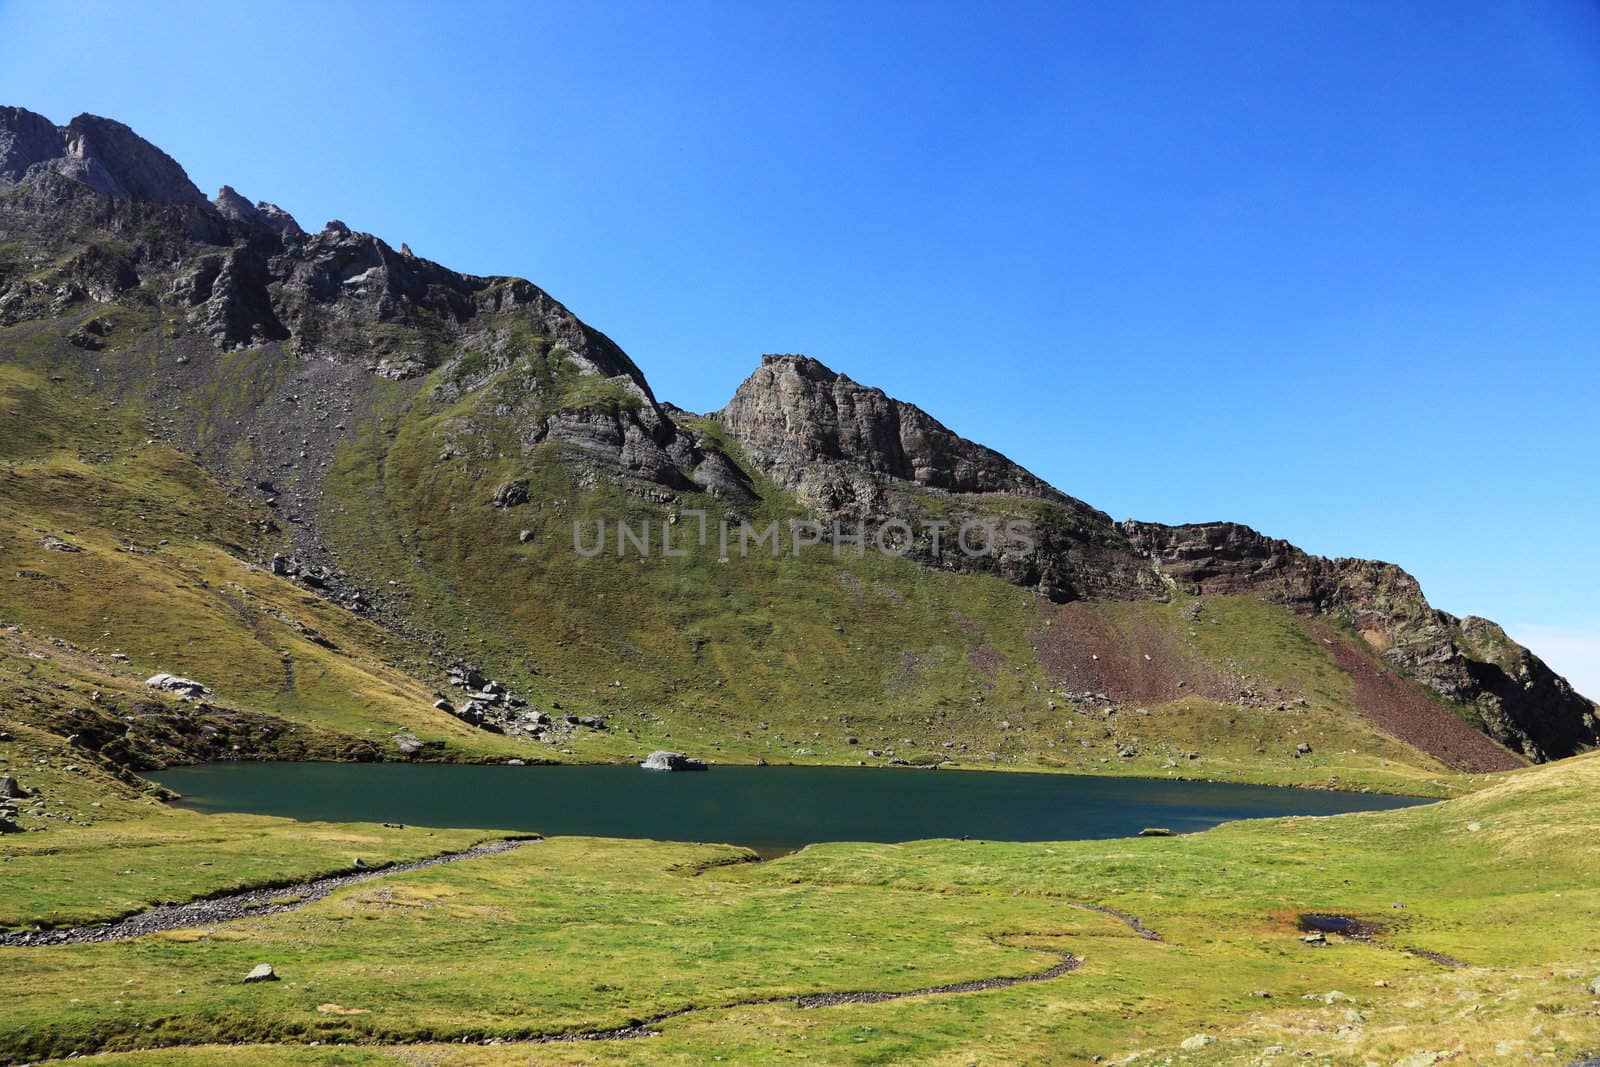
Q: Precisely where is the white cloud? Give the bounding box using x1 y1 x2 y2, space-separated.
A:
1505 624 1600 704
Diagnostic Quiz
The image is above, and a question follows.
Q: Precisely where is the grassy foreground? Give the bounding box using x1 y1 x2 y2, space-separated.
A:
1 754 1597 1064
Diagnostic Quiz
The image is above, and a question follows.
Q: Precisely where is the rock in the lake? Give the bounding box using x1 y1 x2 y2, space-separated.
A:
243 963 278 983
144 673 210 699
640 750 707 772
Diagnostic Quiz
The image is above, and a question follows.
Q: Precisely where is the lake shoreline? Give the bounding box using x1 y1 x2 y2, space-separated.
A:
148 760 1435 857
142 750 1457 802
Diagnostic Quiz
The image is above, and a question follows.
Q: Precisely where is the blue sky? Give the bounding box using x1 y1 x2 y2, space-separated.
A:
2 1 1597 694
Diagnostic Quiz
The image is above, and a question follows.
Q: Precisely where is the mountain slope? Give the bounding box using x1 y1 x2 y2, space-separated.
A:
0 106 1593 820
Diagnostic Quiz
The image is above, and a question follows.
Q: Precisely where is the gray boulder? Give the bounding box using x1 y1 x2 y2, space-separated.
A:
145 673 210 699
640 751 707 772
242 963 278 983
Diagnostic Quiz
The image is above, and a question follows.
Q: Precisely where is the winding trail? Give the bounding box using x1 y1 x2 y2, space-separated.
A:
0 839 530 947
521 938 1083 1045
1067 901 1163 941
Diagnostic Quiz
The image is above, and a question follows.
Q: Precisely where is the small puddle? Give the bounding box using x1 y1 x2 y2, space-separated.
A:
1298 913 1383 939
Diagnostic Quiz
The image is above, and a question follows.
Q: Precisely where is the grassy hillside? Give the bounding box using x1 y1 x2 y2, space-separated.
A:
0 309 1516 812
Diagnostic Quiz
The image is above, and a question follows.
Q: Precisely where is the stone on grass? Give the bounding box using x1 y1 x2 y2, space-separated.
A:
243 963 278 983
144 673 210 699
1180 1034 1216 1051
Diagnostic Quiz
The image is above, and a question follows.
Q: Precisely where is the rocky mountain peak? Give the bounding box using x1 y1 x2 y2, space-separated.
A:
0 106 63 185
254 201 302 235
209 186 301 234
212 184 261 224
0 108 207 206
721 353 1080 509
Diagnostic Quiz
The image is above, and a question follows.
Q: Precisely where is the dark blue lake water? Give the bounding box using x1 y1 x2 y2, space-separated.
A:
151 762 1429 857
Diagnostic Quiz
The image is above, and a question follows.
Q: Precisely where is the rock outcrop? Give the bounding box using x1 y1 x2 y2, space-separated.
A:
640 751 708 772
721 354 1162 601
721 354 1066 505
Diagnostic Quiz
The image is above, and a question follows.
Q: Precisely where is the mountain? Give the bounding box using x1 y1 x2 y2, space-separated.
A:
0 107 1593 823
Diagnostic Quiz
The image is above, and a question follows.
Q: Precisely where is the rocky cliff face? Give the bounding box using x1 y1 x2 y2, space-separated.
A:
720 354 1162 601
721 354 1068 507
1122 521 1598 759
1 105 1593 763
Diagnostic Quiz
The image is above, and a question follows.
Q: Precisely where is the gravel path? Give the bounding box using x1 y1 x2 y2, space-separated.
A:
1068 901 1164 941
0 839 529 947
524 939 1083 1044
792 947 1081 1007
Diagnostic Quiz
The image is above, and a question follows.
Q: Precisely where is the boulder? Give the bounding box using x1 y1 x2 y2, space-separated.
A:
490 480 530 508
243 963 278 983
640 751 707 772
0 776 22 799
393 733 424 756
1180 1035 1216 1051
1296 742 1313 755
144 673 210 699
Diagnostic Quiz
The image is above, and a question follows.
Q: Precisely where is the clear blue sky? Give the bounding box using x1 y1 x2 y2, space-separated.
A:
3 1 1597 693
